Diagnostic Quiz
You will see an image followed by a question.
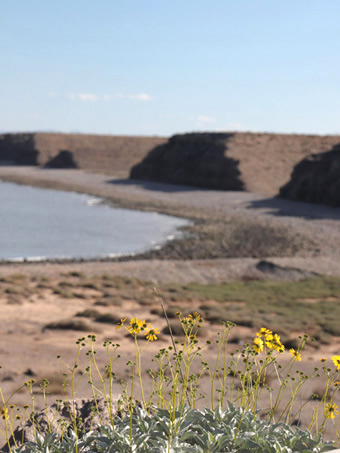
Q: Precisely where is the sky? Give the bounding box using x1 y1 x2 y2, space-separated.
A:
1 0 339 137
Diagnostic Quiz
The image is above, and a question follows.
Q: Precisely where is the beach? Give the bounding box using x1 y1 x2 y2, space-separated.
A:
0 165 339 440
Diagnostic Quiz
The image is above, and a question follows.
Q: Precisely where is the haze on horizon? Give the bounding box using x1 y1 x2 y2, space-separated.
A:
1 0 339 137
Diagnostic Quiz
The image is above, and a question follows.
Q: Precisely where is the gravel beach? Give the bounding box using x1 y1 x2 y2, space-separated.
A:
0 166 339 282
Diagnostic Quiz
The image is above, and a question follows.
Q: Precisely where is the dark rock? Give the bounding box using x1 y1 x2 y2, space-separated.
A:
256 260 319 281
43 150 78 169
130 133 244 191
0 134 39 165
4 395 126 451
279 144 340 206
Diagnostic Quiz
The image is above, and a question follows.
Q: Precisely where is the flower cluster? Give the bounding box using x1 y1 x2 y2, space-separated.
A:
319 356 340 372
183 312 203 325
253 328 285 354
116 317 160 341
0 407 8 420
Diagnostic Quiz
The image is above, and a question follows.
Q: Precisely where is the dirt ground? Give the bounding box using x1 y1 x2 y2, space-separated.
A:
0 272 339 442
0 166 340 442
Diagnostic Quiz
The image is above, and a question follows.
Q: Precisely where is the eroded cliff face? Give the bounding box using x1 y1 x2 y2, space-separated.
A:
1 131 340 199
0 134 39 165
280 144 340 206
131 133 244 191
0 133 167 177
131 132 340 196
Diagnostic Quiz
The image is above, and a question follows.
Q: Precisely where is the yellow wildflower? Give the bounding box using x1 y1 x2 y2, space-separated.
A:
0 407 8 420
333 381 340 387
116 318 126 329
188 312 203 324
289 348 302 362
257 328 272 337
128 318 147 335
272 334 284 353
332 355 340 371
324 403 339 419
265 333 284 352
320 358 327 363
265 334 274 348
253 337 264 354
145 326 160 341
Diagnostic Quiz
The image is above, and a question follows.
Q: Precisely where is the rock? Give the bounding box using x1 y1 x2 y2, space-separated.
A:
4 395 126 451
279 144 340 206
23 368 35 377
43 150 78 169
0 134 39 165
130 133 245 191
256 260 319 281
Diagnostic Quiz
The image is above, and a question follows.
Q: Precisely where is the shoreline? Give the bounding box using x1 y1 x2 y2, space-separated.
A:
0 166 340 281
0 166 339 442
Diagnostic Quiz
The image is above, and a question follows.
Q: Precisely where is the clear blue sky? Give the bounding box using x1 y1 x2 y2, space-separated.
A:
1 1 339 136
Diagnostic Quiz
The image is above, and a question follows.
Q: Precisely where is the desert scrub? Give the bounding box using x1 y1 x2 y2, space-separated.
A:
12 405 336 452
43 319 94 332
1 310 340 451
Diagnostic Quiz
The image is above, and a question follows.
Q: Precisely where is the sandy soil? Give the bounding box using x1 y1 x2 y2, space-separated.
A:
0 272 339 442
0 166 339 442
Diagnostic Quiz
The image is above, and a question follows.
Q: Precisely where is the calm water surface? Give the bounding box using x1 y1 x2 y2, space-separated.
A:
0 181 188 260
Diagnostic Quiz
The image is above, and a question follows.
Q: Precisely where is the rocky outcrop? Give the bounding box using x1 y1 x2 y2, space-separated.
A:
280 144 340 206
0 134 38 165
255 260 319 281
0 133 167 176
130 132 340 195
44 150 78 169
4 395 126 451
131 133 244 190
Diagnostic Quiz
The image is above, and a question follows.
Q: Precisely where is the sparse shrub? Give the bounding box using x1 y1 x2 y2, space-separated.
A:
66 271 86 278
81 282 100 291
0 274 27 283
43 319 93 332
58 281 75 288
321 321 340 336
94 313 121 324
52 288 75 298
76 309 100 318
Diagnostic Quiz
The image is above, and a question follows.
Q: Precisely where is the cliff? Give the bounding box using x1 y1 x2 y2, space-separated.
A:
0 133 167 177
280 144 340 206
131 132 340 195
1 131 340 197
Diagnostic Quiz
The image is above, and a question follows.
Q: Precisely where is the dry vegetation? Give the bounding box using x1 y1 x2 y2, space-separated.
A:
1 273 340 341
0 271 340 441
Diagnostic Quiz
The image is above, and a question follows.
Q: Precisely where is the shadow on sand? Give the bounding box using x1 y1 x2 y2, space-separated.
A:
105 178 217 193
248 196 340 221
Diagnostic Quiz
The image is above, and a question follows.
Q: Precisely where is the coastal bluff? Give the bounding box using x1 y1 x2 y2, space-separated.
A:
280 143 340 206
131 132 340 196
1 131 340 197
0 133 167 177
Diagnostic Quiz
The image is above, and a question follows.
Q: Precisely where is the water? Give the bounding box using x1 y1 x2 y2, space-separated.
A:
0 181 189 261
